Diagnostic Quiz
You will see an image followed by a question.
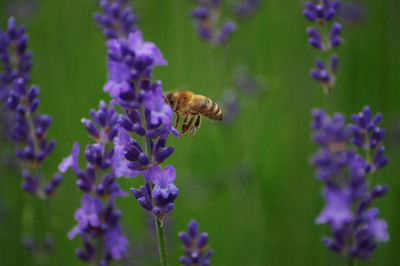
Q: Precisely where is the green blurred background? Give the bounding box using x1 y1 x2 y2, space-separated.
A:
0 0 399 265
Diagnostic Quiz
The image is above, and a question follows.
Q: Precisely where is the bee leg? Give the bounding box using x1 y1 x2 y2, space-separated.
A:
181 113 191 134
174 113 181 129
189 115 201 140
185 117 196 141
181 115 194 135
194 115 201 129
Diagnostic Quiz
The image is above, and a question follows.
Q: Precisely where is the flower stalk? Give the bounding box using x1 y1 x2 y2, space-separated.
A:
139 103 168 266
155 217 168 266
94 1 179 265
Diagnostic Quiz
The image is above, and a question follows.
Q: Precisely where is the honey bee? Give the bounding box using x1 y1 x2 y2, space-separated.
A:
164 90 223 139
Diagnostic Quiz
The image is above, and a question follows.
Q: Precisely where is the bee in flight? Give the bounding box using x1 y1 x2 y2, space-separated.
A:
164 90 223 139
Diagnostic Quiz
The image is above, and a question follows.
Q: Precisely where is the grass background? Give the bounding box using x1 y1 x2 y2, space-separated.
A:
0 0 399 265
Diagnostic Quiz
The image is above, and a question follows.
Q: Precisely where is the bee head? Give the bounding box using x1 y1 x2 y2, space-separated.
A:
164 92 175 106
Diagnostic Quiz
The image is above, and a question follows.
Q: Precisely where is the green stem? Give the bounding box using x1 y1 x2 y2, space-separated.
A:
138 105 169 266
154 217 168 266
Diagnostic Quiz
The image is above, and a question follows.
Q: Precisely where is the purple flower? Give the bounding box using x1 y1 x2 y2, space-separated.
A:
316 188 353 230
303 1 342 92
21 170 39 195
233 66 267 95
309 55 338 93
103 30 169 115
68 194 103 239
311 109 389 259
82 100 119 143
148 165 177 199
143 82 172 128
130 183 153 211
96 172 127 198
329 23 342 48
307 27 324 50
311 109 352 180
0 17 32 100
348 106 388 172
349 106 382 147
44 173 63 196
94 1 179 263
104 226 129 260
0 17 62 198
127 31 167 66
130 165 179 222
99 20 178 220
216 22 236 44
338 2 366 25
104 60 131 99
220 89 240 125
188 0 236 45
350 208 389 259
364 208 389 242
62 101 129 263
112 126 141 178
5 1 38 20
303 0 341 24
58 142 81 174
179 220 213 266
74 234 95 262
233 0 260 19
94 0 137 39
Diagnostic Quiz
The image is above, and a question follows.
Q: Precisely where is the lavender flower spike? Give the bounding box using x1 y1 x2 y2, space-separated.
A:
311 109 389 259
0 17 32 101
94 1 178 264
233 0 261 19
188 0 236 46
94 0 137 39
303 1 341 25
1 17 62 198
60 100 128 264
179 220 213 266
130 165 179 223
303 1 342 92
348 106 388 171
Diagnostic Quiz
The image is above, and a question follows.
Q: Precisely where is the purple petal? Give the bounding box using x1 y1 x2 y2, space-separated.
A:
58 142 79 173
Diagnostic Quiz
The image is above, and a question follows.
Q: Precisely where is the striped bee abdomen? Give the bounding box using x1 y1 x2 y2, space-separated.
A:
196 96 223 121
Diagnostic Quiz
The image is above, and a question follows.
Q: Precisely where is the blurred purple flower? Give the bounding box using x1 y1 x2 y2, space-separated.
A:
0 17 62 198
74 194 103 232
311 108 389 259
104 226 129 260
233 66 266 96
104 60 131 99
316 188 353 230
303 0 341 24
348 106 388 171
6 0 38 19
127 31 167 66
233 0 260 19
303 1 342 93
94 0 137 39
58 141 80 173
60 101 129 263
338 1 366 26
179 220 213 266
220 89 240 125
188 0 236 46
